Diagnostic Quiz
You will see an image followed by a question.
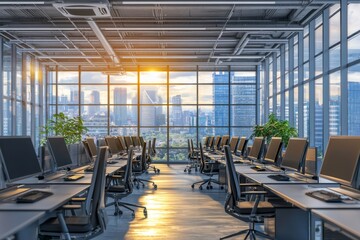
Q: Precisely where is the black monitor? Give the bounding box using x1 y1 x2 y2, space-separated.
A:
105 136 120 155
304 147 317 176
115 137 125 152
131 136 139 147
281 138 308 172
220 135 229 148
248 137 264 161
229 137 239 152
235 137 248 156
264 137 283 164
203 136 210 147
320 136 360 187
47 137 73 169
86 137 97 158
0 136 42 182
213 136 221 149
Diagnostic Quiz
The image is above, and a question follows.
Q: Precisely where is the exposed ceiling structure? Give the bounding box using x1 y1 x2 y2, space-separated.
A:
0 0 336 71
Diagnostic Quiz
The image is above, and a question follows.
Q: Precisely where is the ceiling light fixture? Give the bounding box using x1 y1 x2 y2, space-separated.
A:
121 1 276 5
0 1 45 4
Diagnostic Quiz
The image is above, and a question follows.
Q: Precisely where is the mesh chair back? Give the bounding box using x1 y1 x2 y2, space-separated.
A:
151 138 157 155
224 146 241 205
124 148 134 191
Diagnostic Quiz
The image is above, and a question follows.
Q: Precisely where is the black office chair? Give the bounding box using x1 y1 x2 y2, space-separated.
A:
132 141 158 189
191 143 222 190
184 139 200 173
39 147 108 239
220 146 275 240
146 140 160 174
151 138 157 156
106 148 148 218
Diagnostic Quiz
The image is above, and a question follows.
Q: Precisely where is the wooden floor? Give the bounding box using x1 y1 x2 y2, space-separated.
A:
94 164 260 240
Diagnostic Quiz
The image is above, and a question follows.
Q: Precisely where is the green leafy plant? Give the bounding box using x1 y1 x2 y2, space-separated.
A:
251 113 297 146
40 112 88 146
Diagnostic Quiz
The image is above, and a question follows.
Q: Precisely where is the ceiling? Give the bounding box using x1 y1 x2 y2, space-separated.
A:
0 0 336 71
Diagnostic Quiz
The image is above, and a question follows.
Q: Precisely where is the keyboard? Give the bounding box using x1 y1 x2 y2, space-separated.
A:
84 166 94 172
251 166 266 171
16 190 53 203
267 174 290 181
63 175 84 181
306 190 343 202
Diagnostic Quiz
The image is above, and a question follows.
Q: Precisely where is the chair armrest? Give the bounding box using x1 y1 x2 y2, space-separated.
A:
70 197 86 202
61 204 82 210
240 183 261 187
242 191 268 195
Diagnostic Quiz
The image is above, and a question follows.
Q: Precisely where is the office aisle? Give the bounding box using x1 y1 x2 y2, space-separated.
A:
94 164 250 240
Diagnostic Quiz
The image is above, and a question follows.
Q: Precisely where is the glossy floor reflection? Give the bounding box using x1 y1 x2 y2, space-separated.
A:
94 164 254 240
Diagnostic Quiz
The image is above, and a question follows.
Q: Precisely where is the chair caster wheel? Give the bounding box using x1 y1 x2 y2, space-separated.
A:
154 184 157 189
184 169 187 172
157 169 160 173
136 185 140 189
195 168 198 172
132 213 135 218
199 186 203 190
191 184 195 189
206 186 210 190
210 186 213 189
220 186 224 190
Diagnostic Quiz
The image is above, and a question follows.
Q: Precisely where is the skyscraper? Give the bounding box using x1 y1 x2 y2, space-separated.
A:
348 81 360 135
89 90 100 116
213 72 229 135
171 95 183 126
113 87 127 125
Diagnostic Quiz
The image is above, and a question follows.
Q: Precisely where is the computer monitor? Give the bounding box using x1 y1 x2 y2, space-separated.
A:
304 147 317 176
0 136 42 182
115 137 125 152
263 137 283 164
213 136 221 150
281 138 308 172
235 137 248 156
105 136 120 155
220 135 229 148
248 137 264 161
86 137 97 158
131 136 139 147
320 136 360 187
47 137 73 169
203 136 210 147
229 137 239 152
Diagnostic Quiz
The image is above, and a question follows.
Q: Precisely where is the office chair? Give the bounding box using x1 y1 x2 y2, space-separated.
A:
106 148 148 218
191 143 222 190
146 140 160 174
39 147 108 239
220 146 274 240
132 141 158 189
184 139 200 173
151 138 157 156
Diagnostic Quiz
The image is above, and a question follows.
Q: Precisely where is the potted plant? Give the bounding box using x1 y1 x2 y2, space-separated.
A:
252 113 298 146
40 112 88 166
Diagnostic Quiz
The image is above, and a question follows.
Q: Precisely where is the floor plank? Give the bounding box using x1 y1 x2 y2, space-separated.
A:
94 164 254 240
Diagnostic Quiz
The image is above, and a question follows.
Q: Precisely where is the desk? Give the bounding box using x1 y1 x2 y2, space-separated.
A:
235 164 279 174
0 185 88 211
0 211 45 240
312 209 360 239
242 173 336 185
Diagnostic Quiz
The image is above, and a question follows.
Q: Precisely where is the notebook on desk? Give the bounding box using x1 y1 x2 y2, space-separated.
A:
63 175 84 181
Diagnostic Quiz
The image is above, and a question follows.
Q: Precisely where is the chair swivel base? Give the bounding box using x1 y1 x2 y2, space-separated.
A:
220 222 273 240
191 177 223 190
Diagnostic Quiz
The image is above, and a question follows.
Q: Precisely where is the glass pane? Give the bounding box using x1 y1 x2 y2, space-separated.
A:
230 127 253 138
81 85 108 104
16 101 22 135
81 71 107 84
58 85 78 104
58 71 78 84
294 87 299 129
348 33 360 63
198 105 229 127
304 62 309 80
109 86 137 104
110 127 137 136
49 85 56 104
294 68 299 85
16 51 22 100
3 99 11 135
58 106 79 118
82 105 108 124
329 11 340 46
140 106 167 126
304 36 309 62
315 55 323 76
3 43 11 97
329 44 341 69
348 3 360 36
231 71 256 83
110 106 137 126
169 72 196 84
169 106 196 126
110 72 137 83
294 43 299 68
169 149 188 162
303 83 309 138
140 71 167 84
315 25 323 54
169 128 196 147
85 127 108 138
199 85 229 104
231 85 256 104
140 128 167 147
348 64 360 136
199 71 229 83
169 85 197 104
231 105 256 126
140 85 167 104
285 91 289 121
269 81 273 97
329 71 341 136
315 78 323 156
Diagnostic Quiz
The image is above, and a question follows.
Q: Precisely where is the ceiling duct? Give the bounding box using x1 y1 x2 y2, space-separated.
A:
53 0 110 18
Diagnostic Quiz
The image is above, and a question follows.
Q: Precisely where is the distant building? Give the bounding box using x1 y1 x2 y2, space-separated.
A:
113 87 128 125
89 90 100 116
171 95 183 126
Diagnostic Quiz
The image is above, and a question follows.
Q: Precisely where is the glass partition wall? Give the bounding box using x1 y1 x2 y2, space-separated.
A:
47 67 258 162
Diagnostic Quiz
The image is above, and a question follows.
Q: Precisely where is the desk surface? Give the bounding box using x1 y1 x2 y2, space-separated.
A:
0 185 88 211
0 211 45 240
265 184 360 211
312 209 360 238
235 164 282 174
243 173 335 185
